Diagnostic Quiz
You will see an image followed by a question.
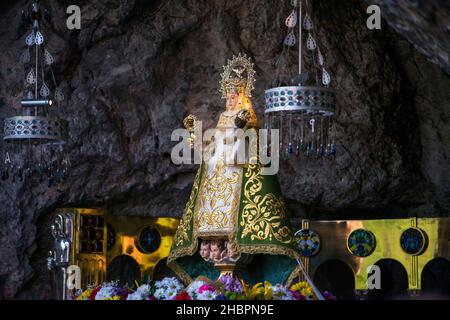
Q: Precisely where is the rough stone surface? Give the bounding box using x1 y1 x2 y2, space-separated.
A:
0 0 448 299
365 0 450 75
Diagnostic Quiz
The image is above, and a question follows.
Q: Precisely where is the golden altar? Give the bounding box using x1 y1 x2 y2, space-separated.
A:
299 217 450 298
48 208 179 299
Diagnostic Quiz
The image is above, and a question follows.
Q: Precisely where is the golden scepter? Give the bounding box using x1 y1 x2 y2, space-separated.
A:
183 114 199 149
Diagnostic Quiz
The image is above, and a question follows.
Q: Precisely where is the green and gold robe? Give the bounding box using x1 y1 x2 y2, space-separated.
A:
167 109 301 285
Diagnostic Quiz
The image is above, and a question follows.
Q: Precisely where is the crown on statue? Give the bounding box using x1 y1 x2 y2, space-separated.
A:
220 53 256 99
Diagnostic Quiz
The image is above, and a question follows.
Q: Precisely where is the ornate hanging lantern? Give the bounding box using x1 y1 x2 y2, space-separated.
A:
2 2 69 187
264 0 337 160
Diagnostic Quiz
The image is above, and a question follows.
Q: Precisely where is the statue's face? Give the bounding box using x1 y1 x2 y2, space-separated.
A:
226 93 239 111
210 243 223 261
199 243 210 260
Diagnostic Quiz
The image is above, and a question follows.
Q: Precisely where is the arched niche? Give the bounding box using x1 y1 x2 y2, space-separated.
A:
153 258 177 281
421 257 450 299
107 254 141 288
368 258 408 300
313 259 355 300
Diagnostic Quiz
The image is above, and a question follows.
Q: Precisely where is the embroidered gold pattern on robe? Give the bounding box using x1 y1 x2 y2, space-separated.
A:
195 159 242 236
173 168 201 246
240 163 294 243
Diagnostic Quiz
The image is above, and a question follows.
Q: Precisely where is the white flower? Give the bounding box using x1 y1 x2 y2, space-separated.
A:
95 286 115 300
93 281 120 300
126 292 143 300
126 284 152 300
164 290 178 300
153 288 166 300
152 277 184 299
164 277 179 284
187 280 207 299
197 290 218 300
156 277 183 290
271 285 293 300
169 282 183 292
136 284 151 296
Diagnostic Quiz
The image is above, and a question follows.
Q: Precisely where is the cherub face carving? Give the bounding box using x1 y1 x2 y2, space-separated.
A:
209 240 225 262
226 242 240 260
199 240 211 261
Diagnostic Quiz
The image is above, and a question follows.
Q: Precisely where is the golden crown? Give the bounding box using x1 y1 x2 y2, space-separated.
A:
220 53 256 99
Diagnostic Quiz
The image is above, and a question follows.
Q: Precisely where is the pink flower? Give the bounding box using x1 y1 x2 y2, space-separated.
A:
198 284 216 294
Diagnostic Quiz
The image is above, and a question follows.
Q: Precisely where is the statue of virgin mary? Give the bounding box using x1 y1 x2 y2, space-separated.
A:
167 54 301 286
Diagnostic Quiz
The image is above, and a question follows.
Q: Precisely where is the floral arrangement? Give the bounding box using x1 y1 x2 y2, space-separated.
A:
73 276 336 301
74 281 133 300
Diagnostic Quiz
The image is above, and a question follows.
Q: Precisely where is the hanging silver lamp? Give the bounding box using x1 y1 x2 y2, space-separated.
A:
264 0 337 160
2 1 69 186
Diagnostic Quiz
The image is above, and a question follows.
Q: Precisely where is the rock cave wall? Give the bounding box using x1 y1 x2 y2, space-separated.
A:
0 0 448 299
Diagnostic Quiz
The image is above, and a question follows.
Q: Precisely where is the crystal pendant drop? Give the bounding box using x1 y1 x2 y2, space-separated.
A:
284 30 296 47
303 14 313 30
318 49 324 66
288 142 293 154
44 49 54 65
40 83 50 97
285 9 297 28
306 33 317 50
322 68 331 86
284 147 290 160
299 140 305 155
326 143 331 156
26 69 36 84
319 144 325 157
331 143 337 156
35 31 44 45
25 31 35 46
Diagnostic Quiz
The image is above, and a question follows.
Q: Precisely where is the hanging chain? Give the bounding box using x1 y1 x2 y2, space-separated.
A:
298 0 302 75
